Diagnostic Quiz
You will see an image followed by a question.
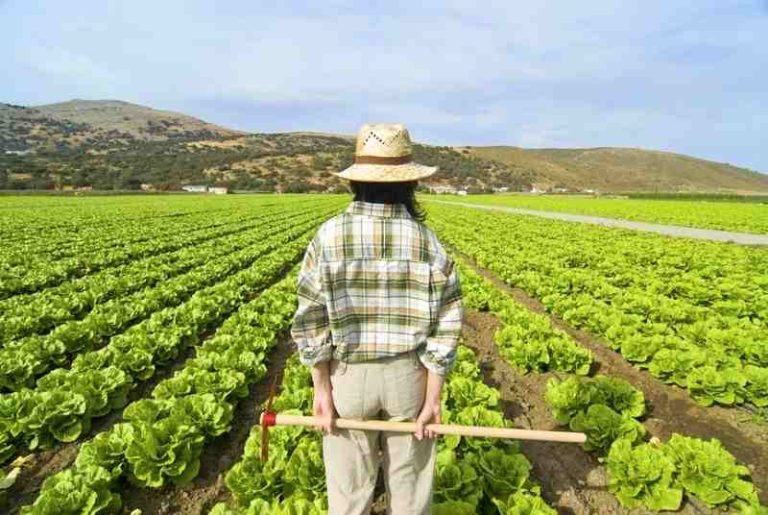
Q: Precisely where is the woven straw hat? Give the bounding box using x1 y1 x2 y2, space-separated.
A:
335 123 438 182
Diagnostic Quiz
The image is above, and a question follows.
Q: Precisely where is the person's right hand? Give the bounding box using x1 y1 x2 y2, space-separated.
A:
415 369 445 440
414 398 441 440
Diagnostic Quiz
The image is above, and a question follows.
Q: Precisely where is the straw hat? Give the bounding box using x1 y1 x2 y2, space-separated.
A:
335 123 438 182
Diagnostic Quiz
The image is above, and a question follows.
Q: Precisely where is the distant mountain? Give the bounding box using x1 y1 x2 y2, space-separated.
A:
1 99 766 193
0 99 239 153
34 99 239 140
460 146 768 194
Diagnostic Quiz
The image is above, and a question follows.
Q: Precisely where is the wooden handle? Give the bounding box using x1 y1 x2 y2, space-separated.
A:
261 413 586 444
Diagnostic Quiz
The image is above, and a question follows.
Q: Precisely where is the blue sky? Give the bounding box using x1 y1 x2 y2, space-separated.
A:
1 0 767 172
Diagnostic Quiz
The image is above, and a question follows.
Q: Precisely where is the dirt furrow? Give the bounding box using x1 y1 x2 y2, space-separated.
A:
120 337 297 515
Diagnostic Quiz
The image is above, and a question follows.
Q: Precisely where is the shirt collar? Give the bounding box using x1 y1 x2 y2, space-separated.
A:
345 200 411 219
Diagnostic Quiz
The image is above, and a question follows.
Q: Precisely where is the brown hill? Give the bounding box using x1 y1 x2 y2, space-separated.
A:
462 146 768 193
2 98 767 193
34 99 240 141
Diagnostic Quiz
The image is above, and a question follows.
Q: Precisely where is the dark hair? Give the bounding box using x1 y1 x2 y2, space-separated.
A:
350 180 426 222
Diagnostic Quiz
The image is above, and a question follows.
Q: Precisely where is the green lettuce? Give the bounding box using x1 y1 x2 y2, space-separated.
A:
666 434 760 508
605 438 683 511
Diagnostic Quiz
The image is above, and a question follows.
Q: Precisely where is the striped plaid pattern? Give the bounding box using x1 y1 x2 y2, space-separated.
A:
291 201 463 375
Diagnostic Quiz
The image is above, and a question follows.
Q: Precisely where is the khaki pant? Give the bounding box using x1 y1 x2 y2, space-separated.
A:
323 351 437 515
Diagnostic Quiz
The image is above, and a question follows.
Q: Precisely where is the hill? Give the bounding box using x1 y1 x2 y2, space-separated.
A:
462 146 768 193
34 99 239 141
1 98 766 193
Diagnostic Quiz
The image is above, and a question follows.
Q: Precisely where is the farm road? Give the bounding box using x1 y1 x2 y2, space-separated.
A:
427 200 768 245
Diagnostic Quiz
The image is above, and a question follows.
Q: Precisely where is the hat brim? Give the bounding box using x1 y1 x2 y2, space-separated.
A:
334 162 438 183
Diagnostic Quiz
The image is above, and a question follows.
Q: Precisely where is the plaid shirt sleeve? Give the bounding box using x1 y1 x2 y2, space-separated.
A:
291 234 333 366
419 257 463 376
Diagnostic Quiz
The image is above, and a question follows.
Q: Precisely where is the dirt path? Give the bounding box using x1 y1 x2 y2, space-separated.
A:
460 256 768 504
120 337 297 515
427 199 768 245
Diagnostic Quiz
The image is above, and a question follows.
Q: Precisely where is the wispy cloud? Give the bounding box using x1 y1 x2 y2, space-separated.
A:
0 0 766 171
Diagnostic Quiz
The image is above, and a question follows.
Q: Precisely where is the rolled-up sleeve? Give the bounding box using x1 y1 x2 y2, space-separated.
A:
419 259 463 376
291 235 333 366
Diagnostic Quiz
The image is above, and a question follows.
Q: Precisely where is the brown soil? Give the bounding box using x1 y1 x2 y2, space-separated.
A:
120 337 296 515
462 310 718 514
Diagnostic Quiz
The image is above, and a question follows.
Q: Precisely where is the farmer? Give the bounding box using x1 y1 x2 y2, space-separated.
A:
290 123 463 515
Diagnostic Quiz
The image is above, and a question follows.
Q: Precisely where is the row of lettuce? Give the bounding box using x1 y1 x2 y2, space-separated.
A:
0 208 334 393
428 203 768 409
19 269 301 513
0 195 343 299
458 260 765 512
0 220 319 472
0 204 326 345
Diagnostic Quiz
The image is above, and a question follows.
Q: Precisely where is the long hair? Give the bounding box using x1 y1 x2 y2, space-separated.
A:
350 180 426 222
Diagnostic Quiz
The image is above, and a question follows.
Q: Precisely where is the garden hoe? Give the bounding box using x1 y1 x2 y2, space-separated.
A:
258 381 587 462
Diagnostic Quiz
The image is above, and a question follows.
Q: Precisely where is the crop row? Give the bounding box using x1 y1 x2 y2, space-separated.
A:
19 271 300 514
428 204 768 408
459 259 764 512
0 235 310 467
1 204 251 276
1 197 345 299
545 375 763 512
1 204 234 264
0 205 329 344
0 213 327 393
0 195 217 242
0 195 327 250
458 261 593 376
4 196 334 262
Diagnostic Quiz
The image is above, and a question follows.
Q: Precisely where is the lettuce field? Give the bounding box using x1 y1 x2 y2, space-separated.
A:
0 194 765 514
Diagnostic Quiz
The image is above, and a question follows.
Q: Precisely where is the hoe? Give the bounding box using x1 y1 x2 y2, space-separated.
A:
258 383 587 462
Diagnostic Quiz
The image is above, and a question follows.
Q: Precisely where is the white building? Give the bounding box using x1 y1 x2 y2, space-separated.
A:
182 185 208 193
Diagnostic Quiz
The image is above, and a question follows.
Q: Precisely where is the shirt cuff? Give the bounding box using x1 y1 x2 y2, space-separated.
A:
298 344 334 367
418 346 457 376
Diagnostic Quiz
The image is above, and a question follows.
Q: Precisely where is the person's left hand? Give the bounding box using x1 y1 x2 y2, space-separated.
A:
311 363 336 434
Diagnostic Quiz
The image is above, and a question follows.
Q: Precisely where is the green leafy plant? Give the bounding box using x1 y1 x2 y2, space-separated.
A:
605 438 683 511
666 434 760 508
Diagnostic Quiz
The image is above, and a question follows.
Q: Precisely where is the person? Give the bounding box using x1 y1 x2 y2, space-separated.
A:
290 123 463 515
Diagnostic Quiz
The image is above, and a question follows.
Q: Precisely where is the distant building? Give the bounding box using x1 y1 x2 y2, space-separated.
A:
181 185 229 194
428 185 458 194
492 186 510 193
182 185 208 193
4 149 34 156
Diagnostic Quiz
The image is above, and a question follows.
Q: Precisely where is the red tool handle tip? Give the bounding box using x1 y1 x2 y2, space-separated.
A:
262 411 277 427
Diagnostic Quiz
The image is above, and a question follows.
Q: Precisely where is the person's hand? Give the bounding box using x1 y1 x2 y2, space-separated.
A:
415 369 445 440
311 363 336 434
414 398 441 440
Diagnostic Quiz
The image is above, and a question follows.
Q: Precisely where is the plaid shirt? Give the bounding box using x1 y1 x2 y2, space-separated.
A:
291 200 463 376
